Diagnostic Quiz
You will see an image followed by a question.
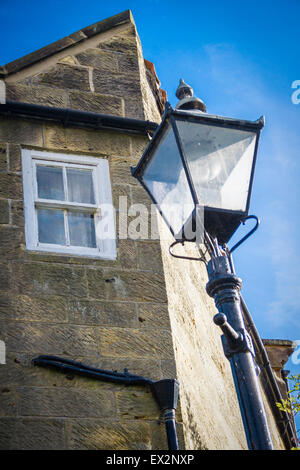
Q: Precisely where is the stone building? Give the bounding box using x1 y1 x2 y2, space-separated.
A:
0 10 297 450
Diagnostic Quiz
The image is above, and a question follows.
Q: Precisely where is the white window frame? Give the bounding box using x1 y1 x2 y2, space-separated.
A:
22 149 116 259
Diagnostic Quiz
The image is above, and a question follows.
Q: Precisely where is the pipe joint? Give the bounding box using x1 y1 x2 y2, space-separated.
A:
214 289 241 309
206 275 242 299
161 408 176 423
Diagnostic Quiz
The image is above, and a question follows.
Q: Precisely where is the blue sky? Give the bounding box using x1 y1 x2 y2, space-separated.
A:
1 0 299 430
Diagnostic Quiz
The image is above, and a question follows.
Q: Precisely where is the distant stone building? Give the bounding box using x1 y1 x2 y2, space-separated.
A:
0 10 297 450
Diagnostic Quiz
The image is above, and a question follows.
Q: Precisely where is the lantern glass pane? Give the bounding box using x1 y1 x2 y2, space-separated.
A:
176 120 257 212
142 123 195 237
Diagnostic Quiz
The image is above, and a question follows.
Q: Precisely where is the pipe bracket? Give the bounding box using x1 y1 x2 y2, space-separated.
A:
213 313 254 358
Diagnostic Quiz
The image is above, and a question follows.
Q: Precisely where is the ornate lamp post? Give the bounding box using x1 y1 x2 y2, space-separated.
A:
131 79 273 450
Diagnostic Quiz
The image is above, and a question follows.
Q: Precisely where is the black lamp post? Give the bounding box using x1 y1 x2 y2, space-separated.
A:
131 79 273 450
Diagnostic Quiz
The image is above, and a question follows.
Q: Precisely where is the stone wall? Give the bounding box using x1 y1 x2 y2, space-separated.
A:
0 15 182 450
0 10 288 450
0 114 187 450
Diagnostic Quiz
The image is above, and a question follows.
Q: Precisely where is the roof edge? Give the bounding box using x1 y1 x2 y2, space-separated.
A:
0 100 159 135
0 10 135 78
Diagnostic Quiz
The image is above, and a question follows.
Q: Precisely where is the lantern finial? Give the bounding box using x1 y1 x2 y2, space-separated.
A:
176 79 194 100
175 78 207 113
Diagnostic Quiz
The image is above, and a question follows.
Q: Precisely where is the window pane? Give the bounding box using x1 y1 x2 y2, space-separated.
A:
37 166 64 200
68 212 96 248
175 120 256 211
37 209 66 245
67 168 95 204
142 123 194 237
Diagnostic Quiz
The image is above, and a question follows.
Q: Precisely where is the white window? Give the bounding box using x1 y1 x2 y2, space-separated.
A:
22 149 116 259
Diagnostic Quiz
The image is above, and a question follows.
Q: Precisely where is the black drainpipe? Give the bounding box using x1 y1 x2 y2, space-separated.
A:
150 379 179 450
32 355 179 450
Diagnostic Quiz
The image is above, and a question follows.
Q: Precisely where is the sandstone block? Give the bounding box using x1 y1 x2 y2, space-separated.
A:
93 69 141 98
0 199 9 224
117 53 140 74
95 357 162 382
0 118 43 147
68 299 137 327
10 199 24 227
137 303 170 329
116 387 160 420
130 134 150 161
0 263 10 291
87 268 167 302
0 142 7 171
0 418 15 449
0 388 17 417
124 98 146 120
0 227 24 260
137 242 163 273
67 419 151 450
0 352 54 389
8 143 22 172
109 156 139 185
1 321 99 356
99 327 174 359
131 185 152 207
31 63 91 92
117 239 137 270
18 387 115 418
11 262 87 297
0 294 68 323
6 83 68 108
112 183 132 209
59 55 78 65
43 124 131 156
69 90 124 116
75 48 118 71
0 173 22 199
98 36 138 55
14 418 66 450
160 359 178 380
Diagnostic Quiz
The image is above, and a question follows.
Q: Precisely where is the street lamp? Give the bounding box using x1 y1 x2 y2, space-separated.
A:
131 79 273 450
132 79 264 245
